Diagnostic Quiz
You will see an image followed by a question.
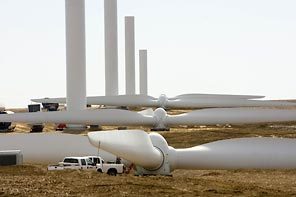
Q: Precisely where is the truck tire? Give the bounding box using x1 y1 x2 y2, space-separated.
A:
97 169 102 173
107 168 117 176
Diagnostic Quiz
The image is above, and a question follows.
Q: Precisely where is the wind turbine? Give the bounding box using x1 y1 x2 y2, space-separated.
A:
2 107 296 130
88 130 296 175
32 0 296 110
31 94 296 109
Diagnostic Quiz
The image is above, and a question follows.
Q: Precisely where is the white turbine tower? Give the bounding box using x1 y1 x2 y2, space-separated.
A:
65 0 87 130
104 0 119 96
32 0 291 110
139 50 148 95
125 16 136 95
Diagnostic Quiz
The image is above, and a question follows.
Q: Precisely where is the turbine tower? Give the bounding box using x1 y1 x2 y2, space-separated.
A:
125 16 136 95
104 0 119 96
139 50 148 95
65 0 86 129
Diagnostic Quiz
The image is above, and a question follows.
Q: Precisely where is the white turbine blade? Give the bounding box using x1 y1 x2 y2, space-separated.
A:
88 130 163 169
0 109 154 126
32 95 157 107
167 108 296 126
86 95 157 106
172 137 296 170
173 93 265 100
166 98 296 108
138 108 154 116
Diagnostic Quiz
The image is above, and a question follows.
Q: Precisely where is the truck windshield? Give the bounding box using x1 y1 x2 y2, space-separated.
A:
89 157 104 164
64 158 78 164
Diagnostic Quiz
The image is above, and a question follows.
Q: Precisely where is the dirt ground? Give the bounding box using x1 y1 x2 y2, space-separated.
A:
2 165 296 197
2 109 296 196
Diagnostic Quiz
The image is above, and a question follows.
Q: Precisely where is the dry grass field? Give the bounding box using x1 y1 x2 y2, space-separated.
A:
1 108 296 196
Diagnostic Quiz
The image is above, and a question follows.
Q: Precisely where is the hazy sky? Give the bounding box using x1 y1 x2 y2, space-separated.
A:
1 0 296 108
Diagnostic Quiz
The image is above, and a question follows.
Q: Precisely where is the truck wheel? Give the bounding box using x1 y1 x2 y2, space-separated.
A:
97 169 103 173
107 169 117 176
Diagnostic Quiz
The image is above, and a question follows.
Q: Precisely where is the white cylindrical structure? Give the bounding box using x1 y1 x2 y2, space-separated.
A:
0 133 117 164
104 0 119 96
65 0 87 111
125 16 136 95
139 50 148 95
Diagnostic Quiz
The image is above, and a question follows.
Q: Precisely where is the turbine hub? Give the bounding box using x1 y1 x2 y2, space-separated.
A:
157 94 168 109
135 132 172 176
153 108 168 130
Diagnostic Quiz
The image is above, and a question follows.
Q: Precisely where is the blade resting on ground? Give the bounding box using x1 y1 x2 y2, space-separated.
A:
167 108 296 126
173 93 265 100
3 108 296 128
166 98 296 108
31 94 294 109
0 109 154 126
173 137 296 170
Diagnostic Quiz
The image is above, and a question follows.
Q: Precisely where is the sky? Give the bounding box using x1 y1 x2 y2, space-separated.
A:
1 0 296 108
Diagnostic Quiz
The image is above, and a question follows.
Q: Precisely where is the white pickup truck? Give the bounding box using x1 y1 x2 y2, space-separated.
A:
48 157 95 171
48 156 125 176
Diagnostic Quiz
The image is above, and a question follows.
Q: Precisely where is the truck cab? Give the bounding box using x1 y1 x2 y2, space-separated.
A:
58 157 95 169
87 156 104 165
